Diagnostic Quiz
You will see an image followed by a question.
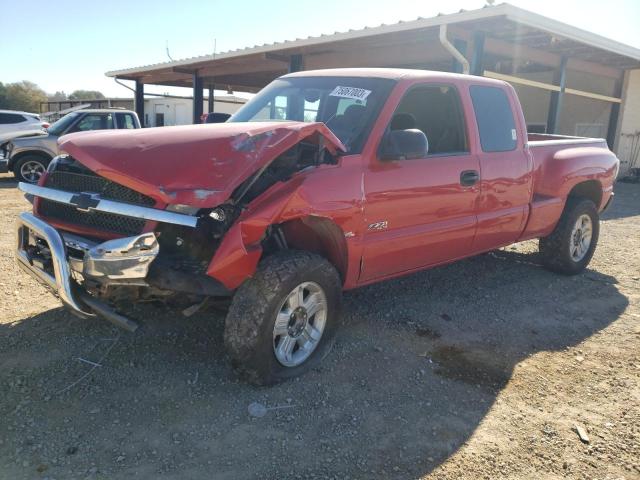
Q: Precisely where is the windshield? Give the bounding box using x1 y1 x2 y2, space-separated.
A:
229 76 396 153
47 112 80 136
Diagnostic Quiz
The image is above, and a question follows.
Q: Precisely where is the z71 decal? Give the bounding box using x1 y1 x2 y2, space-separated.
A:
367 220 388 231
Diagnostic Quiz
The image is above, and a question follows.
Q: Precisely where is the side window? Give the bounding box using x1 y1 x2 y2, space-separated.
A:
254 95 288 120
389 85 468 155
303 98 320 122
0 113 27 124
116 113 136 129
69 113 114 132
470 85 517 152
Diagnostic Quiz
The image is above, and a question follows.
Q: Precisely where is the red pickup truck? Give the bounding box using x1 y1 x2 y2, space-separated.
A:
16 68 619 384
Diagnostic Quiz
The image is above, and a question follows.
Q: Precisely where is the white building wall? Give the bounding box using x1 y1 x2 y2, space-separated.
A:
615 69 640 175
510 69 620 138
143 96 246 127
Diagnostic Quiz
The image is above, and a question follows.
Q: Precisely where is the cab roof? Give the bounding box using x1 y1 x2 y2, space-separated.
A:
283 68 507 87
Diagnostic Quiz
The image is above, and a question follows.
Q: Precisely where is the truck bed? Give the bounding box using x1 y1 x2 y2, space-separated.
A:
528 132 608 146
527 133 610 173
519 132 615 242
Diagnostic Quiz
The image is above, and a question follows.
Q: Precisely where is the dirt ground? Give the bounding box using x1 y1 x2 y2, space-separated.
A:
0 172 638 480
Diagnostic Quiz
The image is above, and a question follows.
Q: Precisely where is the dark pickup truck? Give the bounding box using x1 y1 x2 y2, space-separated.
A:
16 68 618 384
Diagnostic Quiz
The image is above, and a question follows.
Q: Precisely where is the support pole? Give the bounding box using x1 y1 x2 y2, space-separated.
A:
207 86 214 113
470 31 485 76
606 77 623 148
451 39 468 74
134 80 144 127
192 72 203 124
289 54 303 73
547 56 568 134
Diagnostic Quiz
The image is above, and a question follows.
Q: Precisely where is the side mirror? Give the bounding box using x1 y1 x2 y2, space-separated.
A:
205 112 232 124
379 129 429 161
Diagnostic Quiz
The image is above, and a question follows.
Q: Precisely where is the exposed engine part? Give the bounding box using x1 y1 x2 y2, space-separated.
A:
202 203 239 236
147 262 231 297
232 142 335 206
273 226 288 250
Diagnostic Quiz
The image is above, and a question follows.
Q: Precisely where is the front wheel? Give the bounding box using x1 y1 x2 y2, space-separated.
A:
224 250 342 385
539 197 600 275
14 155 49 184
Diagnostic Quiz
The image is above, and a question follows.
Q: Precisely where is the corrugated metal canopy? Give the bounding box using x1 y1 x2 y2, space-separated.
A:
105 3 640 91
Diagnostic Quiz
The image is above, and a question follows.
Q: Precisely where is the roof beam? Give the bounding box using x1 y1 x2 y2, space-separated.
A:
304 41 450 70
483 36 622 79
264 52 292 63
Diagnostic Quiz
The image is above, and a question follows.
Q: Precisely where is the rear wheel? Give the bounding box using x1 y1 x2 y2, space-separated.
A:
14 155 49 184
539 197 599 275
224 250 342 385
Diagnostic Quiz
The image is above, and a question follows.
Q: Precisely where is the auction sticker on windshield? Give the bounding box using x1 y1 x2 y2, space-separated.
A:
329 86 372 101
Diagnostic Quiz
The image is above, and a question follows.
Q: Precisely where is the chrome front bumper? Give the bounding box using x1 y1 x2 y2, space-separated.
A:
16 212 160 331
16 212 94 317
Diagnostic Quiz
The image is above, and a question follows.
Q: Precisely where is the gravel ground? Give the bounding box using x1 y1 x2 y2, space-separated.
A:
0 172 638 480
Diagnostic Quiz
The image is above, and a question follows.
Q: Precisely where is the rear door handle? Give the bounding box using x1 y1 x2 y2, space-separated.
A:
460 170 480 186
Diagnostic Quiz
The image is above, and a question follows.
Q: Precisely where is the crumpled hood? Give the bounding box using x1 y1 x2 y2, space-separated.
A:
58 122 346 207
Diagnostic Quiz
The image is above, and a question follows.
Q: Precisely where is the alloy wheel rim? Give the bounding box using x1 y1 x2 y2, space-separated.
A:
273 281 327 367
20 160 45 183
570 214 593 262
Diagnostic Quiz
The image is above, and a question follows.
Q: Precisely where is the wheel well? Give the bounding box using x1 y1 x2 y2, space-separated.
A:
9 151 52 171
267 217 348 282
568 180 602 209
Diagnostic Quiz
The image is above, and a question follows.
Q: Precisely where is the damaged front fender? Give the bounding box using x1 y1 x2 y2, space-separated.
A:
206 165 361 290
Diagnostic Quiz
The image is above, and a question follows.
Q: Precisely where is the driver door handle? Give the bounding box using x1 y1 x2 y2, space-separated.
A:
460 170 480 186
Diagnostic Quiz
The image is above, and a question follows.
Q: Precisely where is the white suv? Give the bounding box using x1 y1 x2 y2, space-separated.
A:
0 110 48 137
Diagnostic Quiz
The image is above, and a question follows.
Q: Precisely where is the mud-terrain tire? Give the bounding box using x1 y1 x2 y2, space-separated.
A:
224 250 342 385
13 154 50 184
539 197 599 275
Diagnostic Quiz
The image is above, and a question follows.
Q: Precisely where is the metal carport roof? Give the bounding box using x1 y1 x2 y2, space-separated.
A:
105 2 640 91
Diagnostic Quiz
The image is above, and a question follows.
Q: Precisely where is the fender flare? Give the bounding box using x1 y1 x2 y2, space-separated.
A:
206 212 349 291
205 177 355 290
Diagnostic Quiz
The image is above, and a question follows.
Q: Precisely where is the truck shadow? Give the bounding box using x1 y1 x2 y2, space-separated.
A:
600 182 640 220
0 174 18 189
0 249 628 479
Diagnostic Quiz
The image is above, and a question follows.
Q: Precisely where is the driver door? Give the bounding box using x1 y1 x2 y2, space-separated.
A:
360 83 480 282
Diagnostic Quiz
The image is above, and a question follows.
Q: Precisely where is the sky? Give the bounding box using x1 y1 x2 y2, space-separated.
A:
1 0 639 98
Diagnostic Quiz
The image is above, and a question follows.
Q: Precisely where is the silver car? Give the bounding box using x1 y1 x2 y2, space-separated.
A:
3 109 140 183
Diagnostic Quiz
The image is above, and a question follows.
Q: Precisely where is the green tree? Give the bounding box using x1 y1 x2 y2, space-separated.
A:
48 90 67 101
3 81 47 112
68 90 105 100
0 82 7 109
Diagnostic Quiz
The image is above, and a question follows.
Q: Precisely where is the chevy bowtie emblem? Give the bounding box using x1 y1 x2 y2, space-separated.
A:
367 220 388 231
69 192 101 212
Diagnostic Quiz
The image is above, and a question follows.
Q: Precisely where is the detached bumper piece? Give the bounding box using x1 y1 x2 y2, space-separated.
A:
16 212 142 332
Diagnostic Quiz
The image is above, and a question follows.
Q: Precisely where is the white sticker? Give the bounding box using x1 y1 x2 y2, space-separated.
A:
511 128 517 141
329 86 371 101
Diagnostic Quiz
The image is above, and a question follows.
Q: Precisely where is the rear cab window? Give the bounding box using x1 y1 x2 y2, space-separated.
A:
469 85 517 152
116 113 137 129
